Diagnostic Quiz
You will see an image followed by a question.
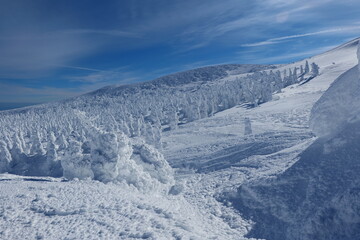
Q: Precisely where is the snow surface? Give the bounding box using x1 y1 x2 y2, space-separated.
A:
0 38 359 239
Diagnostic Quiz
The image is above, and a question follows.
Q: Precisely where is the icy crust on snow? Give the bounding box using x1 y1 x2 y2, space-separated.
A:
310 40 360 137
0 110 174 192
225 43 360 240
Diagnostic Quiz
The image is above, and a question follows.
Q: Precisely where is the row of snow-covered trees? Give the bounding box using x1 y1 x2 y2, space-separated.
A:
282 60 319 87
0 108 174 190
61 61 319 147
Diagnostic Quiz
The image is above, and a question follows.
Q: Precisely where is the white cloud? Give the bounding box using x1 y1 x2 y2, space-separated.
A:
241 26 360 47
259 45 339 63
67 66 140 85
59 29 141 38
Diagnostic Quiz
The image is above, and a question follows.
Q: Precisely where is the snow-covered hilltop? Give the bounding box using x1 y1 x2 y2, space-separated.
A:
0 38 359 240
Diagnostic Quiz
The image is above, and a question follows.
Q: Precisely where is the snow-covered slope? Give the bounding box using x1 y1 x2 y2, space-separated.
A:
0 38 359 239
221 41 360 240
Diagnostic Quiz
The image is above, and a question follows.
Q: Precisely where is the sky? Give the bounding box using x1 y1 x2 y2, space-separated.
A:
1 0 360 109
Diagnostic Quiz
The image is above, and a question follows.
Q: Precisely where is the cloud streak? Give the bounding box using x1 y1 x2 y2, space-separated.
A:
60 29 142 38
0 82 80 103
51 64 115 73
242 26 360 47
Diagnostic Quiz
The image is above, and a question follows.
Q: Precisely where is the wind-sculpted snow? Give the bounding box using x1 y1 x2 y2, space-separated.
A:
224 41 360 240
310 66 360 137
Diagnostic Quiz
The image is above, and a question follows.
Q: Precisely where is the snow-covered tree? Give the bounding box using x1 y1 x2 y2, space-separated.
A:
30 132 46 156
304 60 310 73
61 138 93 180
311 62 320 76
293 67 298 83
0 141 11 172
244 117 252 135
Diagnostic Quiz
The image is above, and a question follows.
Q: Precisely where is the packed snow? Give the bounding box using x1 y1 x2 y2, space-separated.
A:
0 38 359 239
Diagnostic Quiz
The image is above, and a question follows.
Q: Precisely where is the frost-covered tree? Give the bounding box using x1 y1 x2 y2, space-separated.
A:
61 138 93 180
311 62 320 76
284 68 294 87
244 117 252 135
293 67 298 83
90 131 133 183
305 60 310 73
0 141 11 172
30 132 45 156
46 142 57 162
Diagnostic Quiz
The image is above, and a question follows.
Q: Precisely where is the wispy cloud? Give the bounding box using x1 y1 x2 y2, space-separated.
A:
258 45 339 63
0 27 144 79
67 66 141 85
60 29 141 38
242 26 360 47
0 83 80 103
50 64 109 72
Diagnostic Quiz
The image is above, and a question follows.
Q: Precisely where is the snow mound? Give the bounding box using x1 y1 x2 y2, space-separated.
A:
310 40 360 137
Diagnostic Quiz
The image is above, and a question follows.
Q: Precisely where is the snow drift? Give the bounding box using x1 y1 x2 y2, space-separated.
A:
225 41 360 240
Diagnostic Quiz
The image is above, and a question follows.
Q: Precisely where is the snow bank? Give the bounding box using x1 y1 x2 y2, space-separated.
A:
225 42 360 240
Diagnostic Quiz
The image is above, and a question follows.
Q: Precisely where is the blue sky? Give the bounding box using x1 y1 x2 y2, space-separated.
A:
1 0 360 109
